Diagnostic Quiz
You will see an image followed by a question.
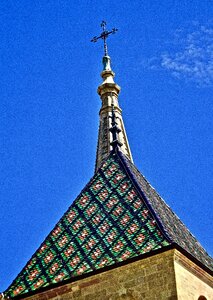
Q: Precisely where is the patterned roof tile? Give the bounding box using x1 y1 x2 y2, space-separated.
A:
4 151 212 298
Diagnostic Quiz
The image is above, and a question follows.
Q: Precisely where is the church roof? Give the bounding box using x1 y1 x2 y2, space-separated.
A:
4 150 213 299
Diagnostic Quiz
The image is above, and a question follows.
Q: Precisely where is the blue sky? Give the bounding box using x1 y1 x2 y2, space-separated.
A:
0 0 212 291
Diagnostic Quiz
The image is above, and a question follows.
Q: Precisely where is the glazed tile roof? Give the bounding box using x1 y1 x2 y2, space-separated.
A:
4 151 213 298
120 152 213 271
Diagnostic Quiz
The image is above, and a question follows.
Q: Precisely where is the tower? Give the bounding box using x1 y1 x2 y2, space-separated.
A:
2 22 212 300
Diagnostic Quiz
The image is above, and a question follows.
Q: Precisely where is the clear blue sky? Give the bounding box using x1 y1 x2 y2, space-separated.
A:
0 0 212 292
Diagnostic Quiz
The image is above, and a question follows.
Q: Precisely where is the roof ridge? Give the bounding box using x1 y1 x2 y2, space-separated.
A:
116 150 173 244
116 150 212 272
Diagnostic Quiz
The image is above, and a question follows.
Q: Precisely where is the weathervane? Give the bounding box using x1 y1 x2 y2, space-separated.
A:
91 21 118 56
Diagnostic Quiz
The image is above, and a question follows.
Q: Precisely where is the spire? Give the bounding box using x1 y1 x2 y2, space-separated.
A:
91 21 133 171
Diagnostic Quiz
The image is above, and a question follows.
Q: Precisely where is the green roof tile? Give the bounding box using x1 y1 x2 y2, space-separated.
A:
4 151 212 298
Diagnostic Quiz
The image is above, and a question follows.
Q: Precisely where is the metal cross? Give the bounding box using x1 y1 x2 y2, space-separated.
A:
91 21 118 56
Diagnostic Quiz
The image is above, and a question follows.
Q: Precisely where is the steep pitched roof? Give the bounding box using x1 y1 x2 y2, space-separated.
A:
119 152 213 271
4 151 212 298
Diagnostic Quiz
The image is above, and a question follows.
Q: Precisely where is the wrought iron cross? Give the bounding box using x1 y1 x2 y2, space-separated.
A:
91 21 118 56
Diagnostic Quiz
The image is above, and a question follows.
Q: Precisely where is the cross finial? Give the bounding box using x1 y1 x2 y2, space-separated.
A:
91 21 118 56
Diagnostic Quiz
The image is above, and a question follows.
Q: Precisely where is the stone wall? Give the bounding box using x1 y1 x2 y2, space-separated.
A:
174 250 213 300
